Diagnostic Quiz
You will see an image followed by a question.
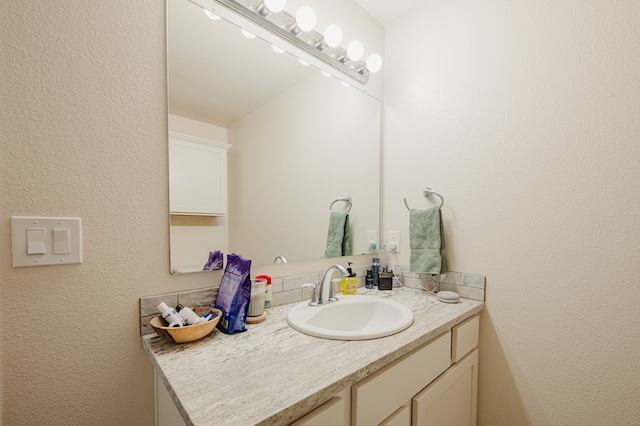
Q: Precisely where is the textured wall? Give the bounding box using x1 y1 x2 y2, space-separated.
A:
383 0 640 424
0 1 205 424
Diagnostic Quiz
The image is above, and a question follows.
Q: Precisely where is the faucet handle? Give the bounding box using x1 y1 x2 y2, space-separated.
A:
301 283 318 306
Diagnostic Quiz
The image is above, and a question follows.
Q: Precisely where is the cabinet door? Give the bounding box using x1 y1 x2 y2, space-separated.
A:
412 349 478 426
169 133 228 215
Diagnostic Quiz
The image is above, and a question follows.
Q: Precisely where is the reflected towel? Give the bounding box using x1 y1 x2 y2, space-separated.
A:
409 207 448 274
324 212 351 258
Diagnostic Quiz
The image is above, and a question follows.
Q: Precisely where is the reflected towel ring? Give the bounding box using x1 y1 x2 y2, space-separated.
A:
330 196 352 213
404 187 444 211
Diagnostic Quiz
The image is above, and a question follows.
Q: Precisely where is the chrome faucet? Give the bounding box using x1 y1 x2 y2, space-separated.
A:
318 264 349 305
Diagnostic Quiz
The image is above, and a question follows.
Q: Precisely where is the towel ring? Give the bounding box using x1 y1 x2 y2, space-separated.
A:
404 187 444 211
330 196 352 213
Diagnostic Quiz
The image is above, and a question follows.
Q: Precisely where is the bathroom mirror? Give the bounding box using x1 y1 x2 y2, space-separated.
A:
168 0 381 272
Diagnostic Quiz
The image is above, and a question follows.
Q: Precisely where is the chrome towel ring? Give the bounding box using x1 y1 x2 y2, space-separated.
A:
330 196 352 213
404 187 444 210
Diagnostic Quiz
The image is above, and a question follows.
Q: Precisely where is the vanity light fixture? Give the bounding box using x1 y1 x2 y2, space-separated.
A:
263 0 285 13
203 0 382 84
295 6 316 32
323 24 343 48
346 40 364 62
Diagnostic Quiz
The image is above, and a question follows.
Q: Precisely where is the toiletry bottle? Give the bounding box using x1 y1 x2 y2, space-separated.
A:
157 302 186 327
255 274 272 313
365 270 374 289
372 257 380 287
341 262 358 295
379 267 393 290
175 304 206 325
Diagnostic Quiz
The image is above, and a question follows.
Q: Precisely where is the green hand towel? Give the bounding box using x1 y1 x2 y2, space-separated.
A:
324 212 351 258
409 207 448 274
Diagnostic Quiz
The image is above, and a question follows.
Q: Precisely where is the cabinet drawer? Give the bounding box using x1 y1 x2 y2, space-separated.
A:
290 395 346 426
452 315 479 363
352 332 451 426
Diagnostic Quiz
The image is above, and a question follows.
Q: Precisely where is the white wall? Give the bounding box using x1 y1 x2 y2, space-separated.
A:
383 0 640 424
228 72 381 265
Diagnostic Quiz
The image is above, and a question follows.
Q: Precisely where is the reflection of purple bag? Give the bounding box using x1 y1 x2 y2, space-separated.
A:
214 253 251 334
203 250 223 270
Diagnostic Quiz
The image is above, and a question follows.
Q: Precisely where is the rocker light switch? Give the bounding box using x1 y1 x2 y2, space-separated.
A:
52 228 71 254
26 228 47 255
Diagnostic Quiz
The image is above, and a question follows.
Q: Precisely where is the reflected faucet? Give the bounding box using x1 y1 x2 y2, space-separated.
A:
318 264 349 305
274 256 288 263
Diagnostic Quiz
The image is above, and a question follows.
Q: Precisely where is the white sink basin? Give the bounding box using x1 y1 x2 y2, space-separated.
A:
286 295 414 340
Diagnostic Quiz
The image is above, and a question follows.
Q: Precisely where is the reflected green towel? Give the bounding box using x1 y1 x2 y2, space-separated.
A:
324 212 351 258
409 207 448 274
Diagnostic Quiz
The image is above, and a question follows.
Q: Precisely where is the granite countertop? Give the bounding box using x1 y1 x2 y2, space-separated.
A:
142 287 484 426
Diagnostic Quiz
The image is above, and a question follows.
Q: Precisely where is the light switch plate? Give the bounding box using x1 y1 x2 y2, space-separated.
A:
11 216 82 268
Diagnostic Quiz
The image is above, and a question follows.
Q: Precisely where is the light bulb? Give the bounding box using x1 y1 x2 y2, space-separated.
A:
347 41 364 61
241 28 256 39
366 53 382 73
203 9 221 20
264 0 286 13
324 24 343 48
272 44 285 54
296 6 316 32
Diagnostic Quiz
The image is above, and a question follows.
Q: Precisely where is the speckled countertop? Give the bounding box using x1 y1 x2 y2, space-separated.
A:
142 287 484 426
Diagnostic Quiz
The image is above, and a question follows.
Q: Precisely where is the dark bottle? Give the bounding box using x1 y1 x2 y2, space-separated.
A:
372 258 380 287
365 270 374 289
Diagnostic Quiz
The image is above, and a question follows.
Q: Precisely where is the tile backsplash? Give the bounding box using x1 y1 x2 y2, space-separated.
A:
139 266 485 335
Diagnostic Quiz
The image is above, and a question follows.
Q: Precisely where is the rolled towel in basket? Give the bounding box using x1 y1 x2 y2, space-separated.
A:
409 207 448 274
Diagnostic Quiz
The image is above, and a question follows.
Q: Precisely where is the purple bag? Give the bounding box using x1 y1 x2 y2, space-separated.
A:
214 253 252 334
203 250 223 270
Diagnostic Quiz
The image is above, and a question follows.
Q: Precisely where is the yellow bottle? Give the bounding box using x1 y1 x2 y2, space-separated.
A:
341 262 358 295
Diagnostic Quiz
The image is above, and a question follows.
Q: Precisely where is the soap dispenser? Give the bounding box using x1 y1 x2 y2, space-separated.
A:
341 262 358 295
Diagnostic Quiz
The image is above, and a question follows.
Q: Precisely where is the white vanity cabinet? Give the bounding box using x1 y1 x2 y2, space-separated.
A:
350 315 480 426
169 132 230 216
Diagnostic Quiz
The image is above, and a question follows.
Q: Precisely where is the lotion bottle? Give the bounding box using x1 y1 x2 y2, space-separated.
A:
341 262 358 295
157 302 186 327
175 304 206 325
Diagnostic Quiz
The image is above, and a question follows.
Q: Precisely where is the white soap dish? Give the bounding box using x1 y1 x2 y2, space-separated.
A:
437 291 460 303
